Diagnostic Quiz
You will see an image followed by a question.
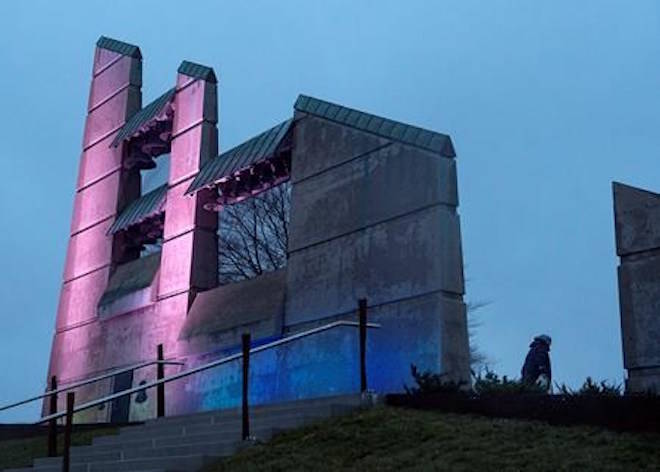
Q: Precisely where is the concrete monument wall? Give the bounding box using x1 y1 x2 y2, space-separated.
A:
613 182 660 393
44 36 471 421
284 111 469 385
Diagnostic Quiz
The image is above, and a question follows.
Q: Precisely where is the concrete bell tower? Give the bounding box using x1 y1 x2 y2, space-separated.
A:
47 37 142 389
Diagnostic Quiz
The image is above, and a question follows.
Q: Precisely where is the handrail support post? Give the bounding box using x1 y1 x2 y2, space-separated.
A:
156 344 165 418
47 375 57 457
241 333 251 441
359 298 368 393
62 392 74 472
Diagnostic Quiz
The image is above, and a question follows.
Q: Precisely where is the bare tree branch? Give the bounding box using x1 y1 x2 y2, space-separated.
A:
218 182 290 284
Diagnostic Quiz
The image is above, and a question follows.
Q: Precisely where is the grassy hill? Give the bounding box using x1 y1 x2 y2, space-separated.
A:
0 427 117 470
2 407 657 471
204 406 660 471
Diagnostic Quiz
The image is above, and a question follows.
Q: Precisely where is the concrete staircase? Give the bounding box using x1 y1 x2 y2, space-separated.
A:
5 394 364 472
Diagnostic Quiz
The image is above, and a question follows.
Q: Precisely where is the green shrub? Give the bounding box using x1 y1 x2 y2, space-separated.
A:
555 377 622 397
473 370 546 395
404 364 467 395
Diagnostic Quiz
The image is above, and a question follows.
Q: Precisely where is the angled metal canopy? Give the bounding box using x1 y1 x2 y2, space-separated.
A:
294 95 455 157
108 184 167 235
111 88 176 148
186 118 293 195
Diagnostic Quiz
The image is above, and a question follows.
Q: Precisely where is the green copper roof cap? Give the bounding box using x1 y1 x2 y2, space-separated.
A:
108 184 167 234
96 36 141 59
186 118 293 195
178 60 217 83
111 87 175 147
294 95 455 157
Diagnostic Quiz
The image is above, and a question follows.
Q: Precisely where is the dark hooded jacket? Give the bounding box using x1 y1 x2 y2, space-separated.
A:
521 339 551 385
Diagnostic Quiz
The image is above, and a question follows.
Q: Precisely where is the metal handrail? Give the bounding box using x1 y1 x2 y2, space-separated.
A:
37 320 380 424
0 359 184 413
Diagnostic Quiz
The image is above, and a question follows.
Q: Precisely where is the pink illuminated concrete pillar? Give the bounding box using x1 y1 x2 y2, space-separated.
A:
46 37 142 391
156 61 218 350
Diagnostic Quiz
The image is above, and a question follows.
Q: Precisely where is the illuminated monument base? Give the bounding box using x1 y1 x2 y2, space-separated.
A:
46 37 469 422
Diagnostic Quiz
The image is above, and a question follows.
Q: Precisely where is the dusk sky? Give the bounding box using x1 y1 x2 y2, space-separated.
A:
1 1 659 421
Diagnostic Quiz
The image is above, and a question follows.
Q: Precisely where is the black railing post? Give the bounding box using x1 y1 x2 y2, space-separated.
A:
157 344 165 418
241 333 251 441
62 391 74 472
359 298 368 393
47 375 57 457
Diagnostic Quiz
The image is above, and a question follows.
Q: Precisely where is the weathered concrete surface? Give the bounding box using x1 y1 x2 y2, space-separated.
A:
613 182 660 393
286 205 463 322
289 136 458 252
285 112 469 383
45 37 470 421
614 182 660 256
179 269 286 354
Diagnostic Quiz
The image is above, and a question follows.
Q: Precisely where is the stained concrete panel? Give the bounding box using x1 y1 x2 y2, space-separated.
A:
88 56 141 111
48 321 103 382
169 122 217 185
56 267 109 329
181 269 285 340
63 218 114 281
76 134 123 190
285 205 464 325
291 114 391 183
169 291 468 416
162 181 216 240
70 170 120 234
289 142 458 252
93 47 123 75
173 80 217 135
83 87 140 148
613 182 660 256
367 291 470 388
158 233 194 297
617 255 660 368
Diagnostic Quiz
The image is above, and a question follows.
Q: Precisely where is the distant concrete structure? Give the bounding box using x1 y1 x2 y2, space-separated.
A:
613 182 660 393
46 36 470 421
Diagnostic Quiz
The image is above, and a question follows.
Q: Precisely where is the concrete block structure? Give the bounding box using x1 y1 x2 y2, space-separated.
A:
613 182 660 393
45 36 470 421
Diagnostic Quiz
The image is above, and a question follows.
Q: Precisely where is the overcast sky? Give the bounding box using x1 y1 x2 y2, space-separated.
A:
1 0 659 422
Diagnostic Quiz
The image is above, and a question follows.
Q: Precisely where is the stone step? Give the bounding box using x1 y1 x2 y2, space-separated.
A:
4 394 366 471
129 402 353 432
72 427 275 455
143 393 361 428
96 412 325 445
32 441 235 468
9 454 219 472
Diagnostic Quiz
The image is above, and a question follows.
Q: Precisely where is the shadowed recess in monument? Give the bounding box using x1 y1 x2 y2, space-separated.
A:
97 251 160 318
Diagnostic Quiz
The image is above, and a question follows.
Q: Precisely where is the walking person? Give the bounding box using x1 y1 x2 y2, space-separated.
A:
521 334 552 392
